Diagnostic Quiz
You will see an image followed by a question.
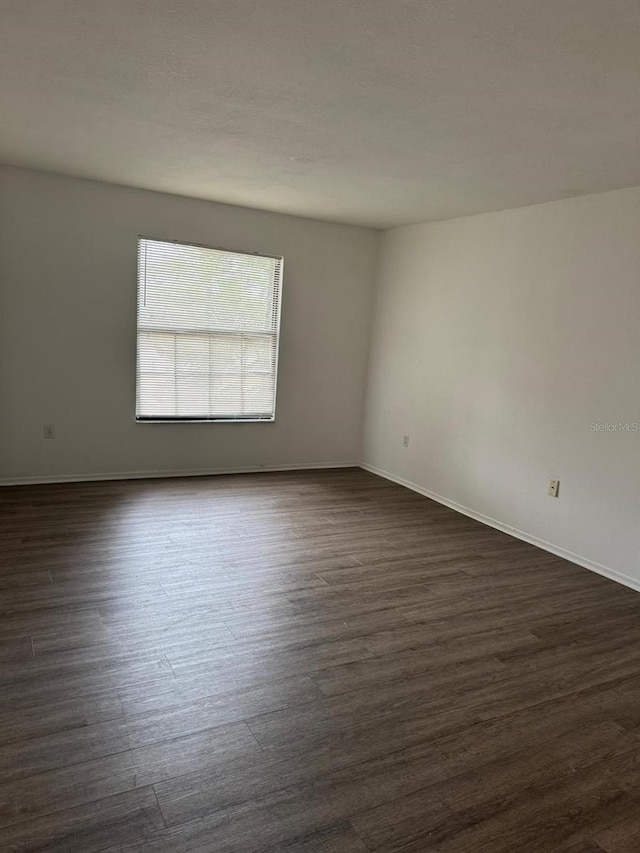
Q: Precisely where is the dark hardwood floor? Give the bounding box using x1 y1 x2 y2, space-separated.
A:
1 468 640 852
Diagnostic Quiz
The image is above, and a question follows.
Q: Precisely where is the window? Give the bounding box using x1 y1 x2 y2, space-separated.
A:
136 237 283 422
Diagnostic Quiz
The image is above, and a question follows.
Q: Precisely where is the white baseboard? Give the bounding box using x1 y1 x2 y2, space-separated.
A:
360 462 640 594
0 461 358 487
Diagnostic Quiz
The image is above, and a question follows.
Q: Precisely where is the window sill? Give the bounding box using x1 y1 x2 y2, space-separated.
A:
135 418 275 424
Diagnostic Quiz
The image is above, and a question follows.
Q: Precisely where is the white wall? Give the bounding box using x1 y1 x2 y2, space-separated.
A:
0 167 378 481
363 189 640 584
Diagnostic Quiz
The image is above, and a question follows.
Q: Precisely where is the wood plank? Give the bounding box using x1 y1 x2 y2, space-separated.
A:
0 786 164 853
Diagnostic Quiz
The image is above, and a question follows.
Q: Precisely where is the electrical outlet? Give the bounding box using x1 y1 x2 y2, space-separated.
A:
548 478 560 497
402 434 410 447
43 424 56 440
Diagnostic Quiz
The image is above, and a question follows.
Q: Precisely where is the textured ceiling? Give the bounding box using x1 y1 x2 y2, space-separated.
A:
2 0 640 227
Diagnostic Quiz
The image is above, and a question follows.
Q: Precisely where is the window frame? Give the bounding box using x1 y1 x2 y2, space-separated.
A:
134 235 283 424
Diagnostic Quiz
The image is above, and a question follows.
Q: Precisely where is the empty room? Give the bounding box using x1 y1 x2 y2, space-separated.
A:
1 1 640 851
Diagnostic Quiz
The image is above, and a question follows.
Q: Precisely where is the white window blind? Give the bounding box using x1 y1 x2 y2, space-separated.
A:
136 238 283 421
